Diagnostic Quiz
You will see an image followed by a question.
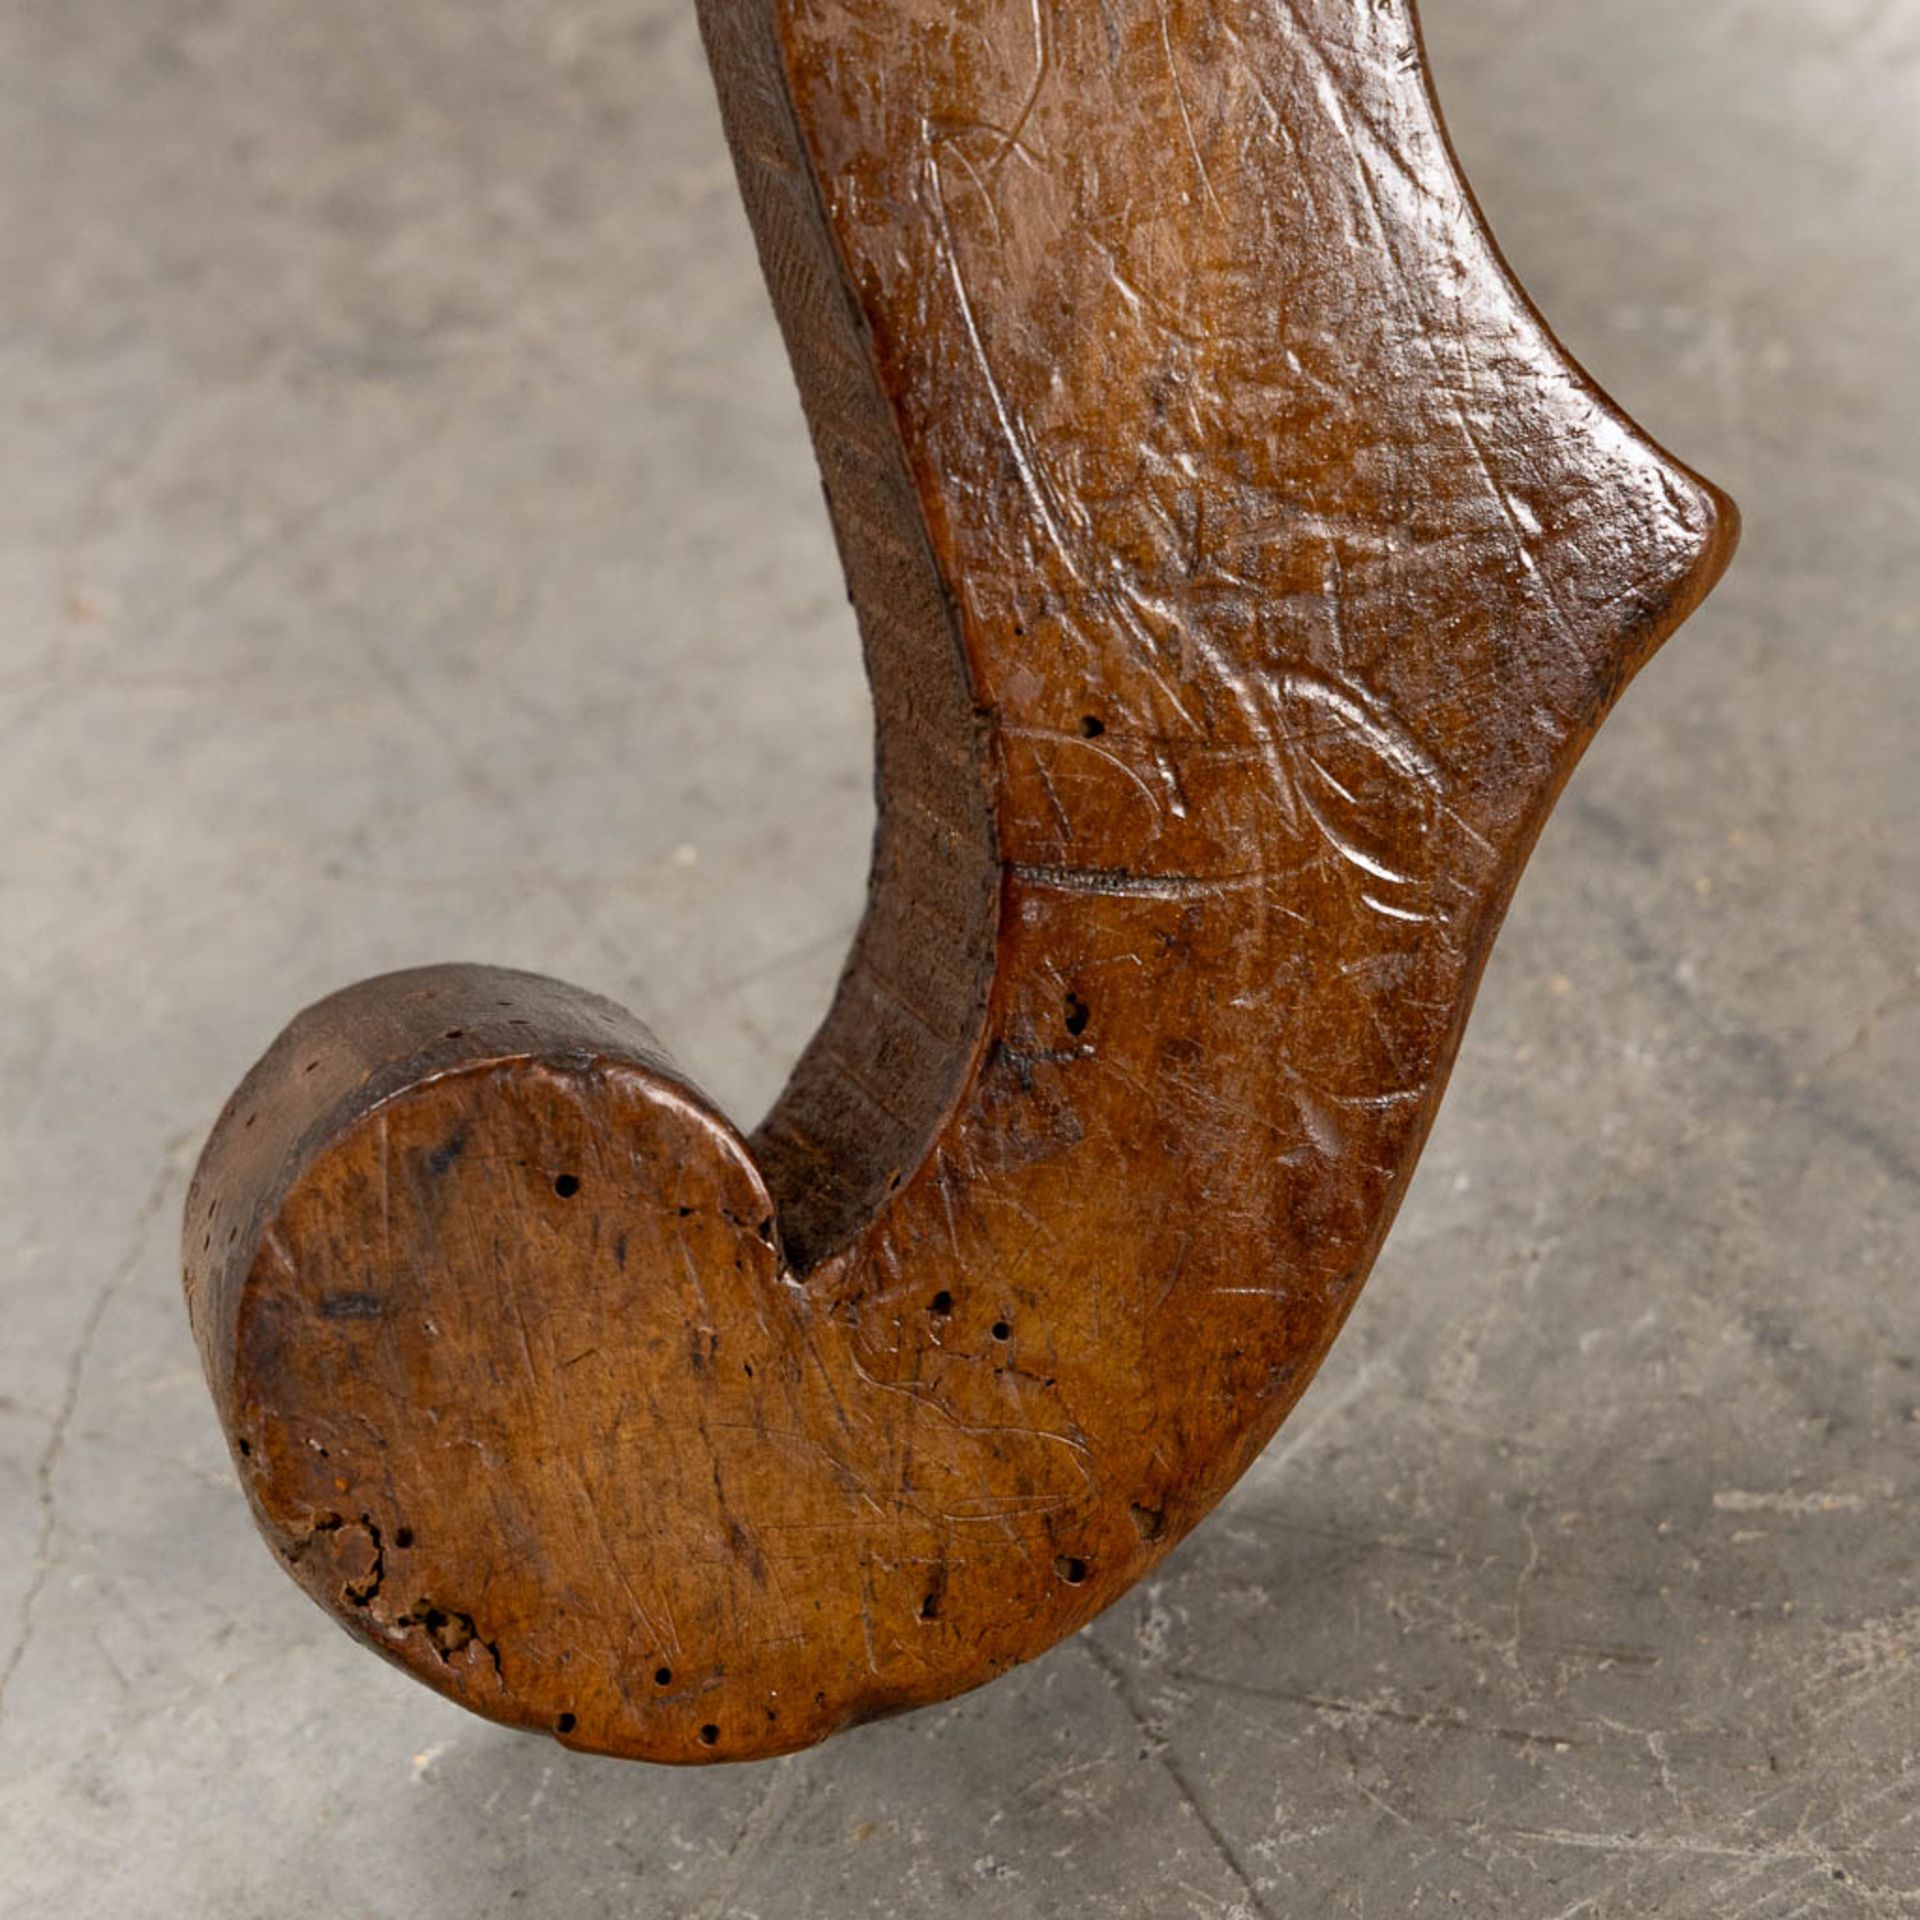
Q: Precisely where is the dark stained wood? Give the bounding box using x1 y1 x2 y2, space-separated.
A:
183 0 1736 1762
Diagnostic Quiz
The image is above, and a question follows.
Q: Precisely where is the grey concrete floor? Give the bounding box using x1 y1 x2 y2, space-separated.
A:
1 0 1914 1914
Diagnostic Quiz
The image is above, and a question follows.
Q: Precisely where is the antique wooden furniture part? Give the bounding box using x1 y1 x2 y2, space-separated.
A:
182 0 1735 1763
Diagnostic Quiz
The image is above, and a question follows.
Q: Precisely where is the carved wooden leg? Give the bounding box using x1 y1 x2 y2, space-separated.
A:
183 0 1734 1762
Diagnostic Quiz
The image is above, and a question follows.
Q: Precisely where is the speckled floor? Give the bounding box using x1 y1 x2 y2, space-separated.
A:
2 1 1915 1914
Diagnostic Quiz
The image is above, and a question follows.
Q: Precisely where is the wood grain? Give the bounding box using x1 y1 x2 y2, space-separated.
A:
183 0 1735 1762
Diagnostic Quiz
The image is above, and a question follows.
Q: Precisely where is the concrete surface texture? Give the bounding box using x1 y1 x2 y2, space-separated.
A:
1 0 1913 1913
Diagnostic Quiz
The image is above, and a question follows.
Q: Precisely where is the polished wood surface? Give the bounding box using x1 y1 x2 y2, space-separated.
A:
183 0 1734 1762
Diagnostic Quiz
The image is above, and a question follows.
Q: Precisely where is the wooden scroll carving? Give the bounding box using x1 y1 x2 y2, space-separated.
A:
183 0 1735 1762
